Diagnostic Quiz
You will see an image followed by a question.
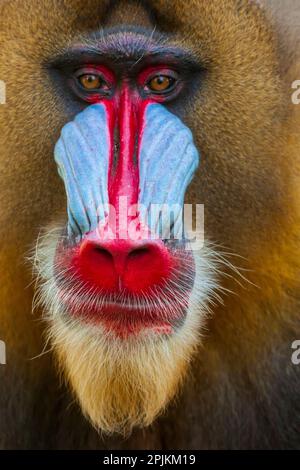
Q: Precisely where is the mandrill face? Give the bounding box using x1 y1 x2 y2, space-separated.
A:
27 0 284 435
35 42 213 435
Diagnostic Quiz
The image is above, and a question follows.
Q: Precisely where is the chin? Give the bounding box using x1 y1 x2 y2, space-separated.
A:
33 224 217 435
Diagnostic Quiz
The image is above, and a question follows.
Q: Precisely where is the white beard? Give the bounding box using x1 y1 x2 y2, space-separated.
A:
32 224 218 434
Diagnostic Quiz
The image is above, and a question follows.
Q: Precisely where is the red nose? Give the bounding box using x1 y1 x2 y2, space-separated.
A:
75 238 172 293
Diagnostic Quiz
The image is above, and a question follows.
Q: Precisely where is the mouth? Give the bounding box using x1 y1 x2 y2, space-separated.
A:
53 237 195 337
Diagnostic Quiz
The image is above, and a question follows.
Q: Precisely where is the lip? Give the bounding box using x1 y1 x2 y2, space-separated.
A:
57 288 187 335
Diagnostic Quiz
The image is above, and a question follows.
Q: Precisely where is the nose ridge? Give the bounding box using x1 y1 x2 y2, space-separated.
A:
76 236 172 293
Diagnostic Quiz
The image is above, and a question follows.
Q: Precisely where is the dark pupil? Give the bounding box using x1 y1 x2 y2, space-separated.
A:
87 75 97 82
156 76 166 84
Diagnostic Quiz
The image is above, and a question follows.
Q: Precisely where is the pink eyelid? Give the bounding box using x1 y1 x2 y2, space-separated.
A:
137 65 178 88
76 64 116 87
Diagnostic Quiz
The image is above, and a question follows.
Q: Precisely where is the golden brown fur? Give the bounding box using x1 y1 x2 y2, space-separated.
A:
0 0 300 448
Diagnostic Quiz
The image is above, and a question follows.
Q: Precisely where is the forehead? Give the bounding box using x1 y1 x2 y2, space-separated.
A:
50 26 200 73
104 0 154 28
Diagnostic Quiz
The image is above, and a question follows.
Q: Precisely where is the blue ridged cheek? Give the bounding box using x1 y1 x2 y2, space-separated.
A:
138 103 200 237
54 104 110 237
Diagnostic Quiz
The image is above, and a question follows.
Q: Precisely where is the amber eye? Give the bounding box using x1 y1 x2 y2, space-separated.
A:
147 75 175 93
78 73 105 90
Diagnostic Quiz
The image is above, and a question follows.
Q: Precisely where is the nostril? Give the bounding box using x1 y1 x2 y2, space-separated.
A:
77 241 117 290
127 246 150 261
84 245 115 267
93 246 114 263
124 243 172 292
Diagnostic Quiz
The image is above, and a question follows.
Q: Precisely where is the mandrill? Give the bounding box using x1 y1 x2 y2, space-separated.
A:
0 0 300 449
